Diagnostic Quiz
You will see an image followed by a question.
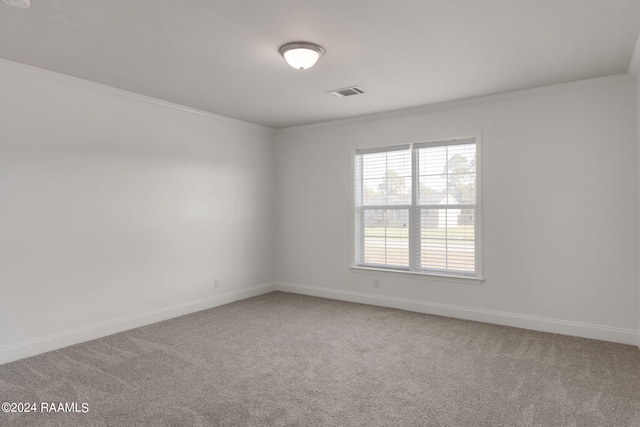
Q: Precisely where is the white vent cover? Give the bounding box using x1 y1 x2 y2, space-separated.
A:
328 86 367 97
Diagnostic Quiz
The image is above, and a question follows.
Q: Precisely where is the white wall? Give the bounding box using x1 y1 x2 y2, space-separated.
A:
0 60 277 362
1 61 638 365
637 75 640 344
276 76 639 345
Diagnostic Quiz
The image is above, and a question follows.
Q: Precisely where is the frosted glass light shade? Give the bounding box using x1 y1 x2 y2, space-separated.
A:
279 42 324 70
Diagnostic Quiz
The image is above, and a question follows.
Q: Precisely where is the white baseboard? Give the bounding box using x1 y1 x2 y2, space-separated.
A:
0 282 276 365
274 282 640 347
3 281 637 365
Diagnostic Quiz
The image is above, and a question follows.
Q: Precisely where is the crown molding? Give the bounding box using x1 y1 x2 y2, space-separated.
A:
0 58 275 132
0 57 632 134
628 33 640 81
278 73 631 132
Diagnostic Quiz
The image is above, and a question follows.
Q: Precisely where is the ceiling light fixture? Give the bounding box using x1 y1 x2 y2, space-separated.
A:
3 0 30 8
279 42 324 70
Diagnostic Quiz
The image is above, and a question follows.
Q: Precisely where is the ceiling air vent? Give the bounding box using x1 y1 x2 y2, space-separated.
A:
329 86 367 97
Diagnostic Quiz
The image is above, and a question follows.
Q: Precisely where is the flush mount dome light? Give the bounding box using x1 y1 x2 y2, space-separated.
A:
279 42 324 70
3 0 30 7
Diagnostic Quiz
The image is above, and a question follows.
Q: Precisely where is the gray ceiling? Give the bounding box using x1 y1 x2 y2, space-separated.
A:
1 0 639 129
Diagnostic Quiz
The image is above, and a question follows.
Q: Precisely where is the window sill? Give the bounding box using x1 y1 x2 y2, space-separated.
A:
350 266 484 285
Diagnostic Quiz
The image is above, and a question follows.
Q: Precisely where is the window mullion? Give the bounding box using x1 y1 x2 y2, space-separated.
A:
358 207 364 264
444 145 449 272
356 155 364 264
409 146 419 271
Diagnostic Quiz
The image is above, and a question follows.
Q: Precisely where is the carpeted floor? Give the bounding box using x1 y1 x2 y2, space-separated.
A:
0 291 639 426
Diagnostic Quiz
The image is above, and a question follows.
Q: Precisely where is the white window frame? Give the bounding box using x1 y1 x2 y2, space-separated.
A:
351 134 483 284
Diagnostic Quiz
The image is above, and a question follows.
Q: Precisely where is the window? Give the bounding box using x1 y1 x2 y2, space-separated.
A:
354 137 481 279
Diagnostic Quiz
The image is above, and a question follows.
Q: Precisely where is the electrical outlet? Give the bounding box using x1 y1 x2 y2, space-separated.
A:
214 278 220 288
373 278 380 288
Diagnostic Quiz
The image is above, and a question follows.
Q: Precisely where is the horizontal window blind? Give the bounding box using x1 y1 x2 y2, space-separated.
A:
355 138 479 278
355 146 411 268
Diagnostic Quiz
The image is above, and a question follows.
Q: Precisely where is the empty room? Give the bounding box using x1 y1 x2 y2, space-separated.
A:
1 0 640 426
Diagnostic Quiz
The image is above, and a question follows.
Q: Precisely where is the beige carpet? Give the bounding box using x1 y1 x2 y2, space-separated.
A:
1 291 639 426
